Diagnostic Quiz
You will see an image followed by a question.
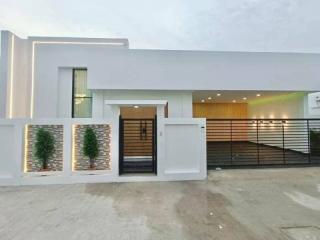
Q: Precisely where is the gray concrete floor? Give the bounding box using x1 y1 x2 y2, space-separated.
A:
1 168 320 240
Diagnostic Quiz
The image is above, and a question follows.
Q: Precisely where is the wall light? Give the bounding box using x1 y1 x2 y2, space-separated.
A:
133 105 139 109
217 93 221 96
232 100 236 103
201 99 205 103
243 97 247 100
208 97 212 100
256 94 261 97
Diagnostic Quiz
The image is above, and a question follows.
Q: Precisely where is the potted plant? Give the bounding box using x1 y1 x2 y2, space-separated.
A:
83 127 99 170
35 128 55 171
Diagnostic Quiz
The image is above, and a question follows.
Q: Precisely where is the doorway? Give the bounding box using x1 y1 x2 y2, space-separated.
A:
119 106 157 174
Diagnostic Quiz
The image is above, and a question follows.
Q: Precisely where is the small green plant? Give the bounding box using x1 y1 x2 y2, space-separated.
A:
83 127 99 169
35 128 55 170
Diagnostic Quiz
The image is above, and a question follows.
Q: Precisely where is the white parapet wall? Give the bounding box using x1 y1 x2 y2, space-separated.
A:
0 117 207 186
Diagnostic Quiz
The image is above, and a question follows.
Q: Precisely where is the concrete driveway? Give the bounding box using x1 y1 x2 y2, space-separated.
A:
1 168 320 240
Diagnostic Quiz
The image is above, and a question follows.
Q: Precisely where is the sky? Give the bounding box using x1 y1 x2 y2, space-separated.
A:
0 0 320 52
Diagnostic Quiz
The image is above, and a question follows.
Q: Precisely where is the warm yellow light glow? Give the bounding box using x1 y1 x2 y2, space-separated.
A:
201 99 205 103
24 125 29 173
72 125 76 171
33 41 126 46
9 35 15 118
208 97 212 100
30 40 126 118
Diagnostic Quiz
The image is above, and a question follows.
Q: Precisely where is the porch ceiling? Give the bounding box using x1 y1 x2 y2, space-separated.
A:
192 90 308 103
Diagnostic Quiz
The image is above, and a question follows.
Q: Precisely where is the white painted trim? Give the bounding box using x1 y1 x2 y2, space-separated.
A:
105 100 168 106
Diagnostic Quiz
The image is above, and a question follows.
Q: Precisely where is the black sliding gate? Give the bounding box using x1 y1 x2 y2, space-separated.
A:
207 119 320 169
119 116 157 174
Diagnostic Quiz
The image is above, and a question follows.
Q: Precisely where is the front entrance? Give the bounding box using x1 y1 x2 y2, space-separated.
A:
119 116 157 174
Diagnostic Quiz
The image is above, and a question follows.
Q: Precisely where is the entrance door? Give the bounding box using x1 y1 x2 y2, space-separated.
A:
119 116 157 174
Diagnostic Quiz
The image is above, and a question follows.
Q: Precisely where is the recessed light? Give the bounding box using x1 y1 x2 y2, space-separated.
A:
208 97 212 100
133 105 139 109
243 97 247 100
256 94 261 97
201 99 205 103
217 93 221 96
232 100 236 103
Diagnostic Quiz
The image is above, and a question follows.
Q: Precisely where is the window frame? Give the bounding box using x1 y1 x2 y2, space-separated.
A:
71 68 93 118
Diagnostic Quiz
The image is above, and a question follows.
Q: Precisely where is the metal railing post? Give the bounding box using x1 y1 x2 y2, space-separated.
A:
282 121 286 164
230 120 233 165
256 120 260 164
307 120 311 164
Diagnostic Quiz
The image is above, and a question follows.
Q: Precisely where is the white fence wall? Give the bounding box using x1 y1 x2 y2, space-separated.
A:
161 118 207 180
0 117 206 186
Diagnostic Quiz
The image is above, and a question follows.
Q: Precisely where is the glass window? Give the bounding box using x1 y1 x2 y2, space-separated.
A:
72 69 92 118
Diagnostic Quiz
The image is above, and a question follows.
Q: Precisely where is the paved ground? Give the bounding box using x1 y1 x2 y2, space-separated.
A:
1 168 320 240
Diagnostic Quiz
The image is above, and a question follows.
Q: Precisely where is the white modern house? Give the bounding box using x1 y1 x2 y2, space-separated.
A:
0 30 320 186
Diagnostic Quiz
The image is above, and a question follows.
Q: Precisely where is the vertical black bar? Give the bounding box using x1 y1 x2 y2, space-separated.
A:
256 120 260 165
151 119 154 173
154 115 157 174
140 120 142 140
230 120 233 165
119 115 123 175
307 120 311 163
282 121 286 164
144 121 147 140
71 69 75 118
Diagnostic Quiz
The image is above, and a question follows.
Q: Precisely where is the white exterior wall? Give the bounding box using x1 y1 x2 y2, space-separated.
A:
92 90 193 118
248 93 306 119
0 31 30 119
88 49 320 92
1 30 320 119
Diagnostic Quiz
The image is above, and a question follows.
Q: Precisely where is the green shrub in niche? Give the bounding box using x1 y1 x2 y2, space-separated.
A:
35 128 55 170
83 127 99 169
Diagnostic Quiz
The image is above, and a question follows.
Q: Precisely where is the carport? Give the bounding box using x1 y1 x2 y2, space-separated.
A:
192 91 320 168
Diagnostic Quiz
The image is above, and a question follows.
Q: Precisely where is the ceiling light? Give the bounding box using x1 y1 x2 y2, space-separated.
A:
256 94 261 97
208 97 212 100
217 93 221 96
201 99 205 103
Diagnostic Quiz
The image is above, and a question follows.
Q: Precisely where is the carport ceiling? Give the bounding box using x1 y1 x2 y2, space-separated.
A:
192 90 307 103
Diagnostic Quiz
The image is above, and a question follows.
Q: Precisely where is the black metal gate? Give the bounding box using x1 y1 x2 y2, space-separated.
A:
119 116 157 174
207 119 320 169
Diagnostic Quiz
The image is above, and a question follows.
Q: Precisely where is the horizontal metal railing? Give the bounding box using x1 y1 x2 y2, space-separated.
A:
206 119 320 168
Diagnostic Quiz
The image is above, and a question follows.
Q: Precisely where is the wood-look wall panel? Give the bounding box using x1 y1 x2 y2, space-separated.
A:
193 103 248 119
120 107 156 119
193 103 248 142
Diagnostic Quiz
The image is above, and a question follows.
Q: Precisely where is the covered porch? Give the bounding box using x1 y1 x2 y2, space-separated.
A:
192 90 320 168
